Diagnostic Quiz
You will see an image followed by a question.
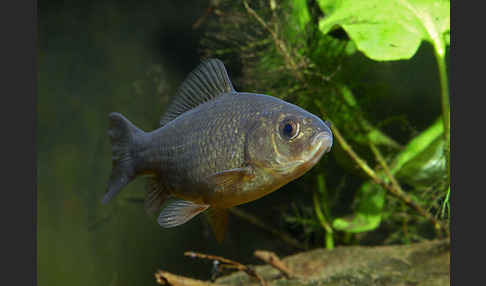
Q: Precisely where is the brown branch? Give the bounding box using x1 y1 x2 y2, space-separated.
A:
184 251 267 286
331 125 383 183
254 250 293 279
155 270 221 286
229 207 307 250
184 251 246 270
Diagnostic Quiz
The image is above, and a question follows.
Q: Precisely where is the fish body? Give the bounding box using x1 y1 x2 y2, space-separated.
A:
103 59 333 241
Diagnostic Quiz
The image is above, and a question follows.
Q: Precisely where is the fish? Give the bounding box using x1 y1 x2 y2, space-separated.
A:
103 58 333 242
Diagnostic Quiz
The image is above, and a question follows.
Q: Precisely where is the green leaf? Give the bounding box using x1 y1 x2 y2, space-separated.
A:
390 117 443 173
317 0 450 61
396 135 447 189
333 182 385 232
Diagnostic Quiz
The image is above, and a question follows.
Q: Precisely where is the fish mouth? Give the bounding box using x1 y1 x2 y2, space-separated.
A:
307 131 333 165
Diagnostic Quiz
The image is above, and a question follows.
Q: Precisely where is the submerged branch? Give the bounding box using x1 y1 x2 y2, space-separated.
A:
184 251 267 286
155 270 221 286
253 250 294 279
330 126 381 182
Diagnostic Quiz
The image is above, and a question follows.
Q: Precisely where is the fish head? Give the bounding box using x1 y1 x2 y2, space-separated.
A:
246 100 333 183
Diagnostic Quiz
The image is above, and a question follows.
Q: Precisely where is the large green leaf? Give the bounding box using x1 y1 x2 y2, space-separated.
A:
317 0 450 61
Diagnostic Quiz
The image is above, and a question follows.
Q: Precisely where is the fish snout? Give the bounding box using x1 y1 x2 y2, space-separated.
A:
311 131 333 154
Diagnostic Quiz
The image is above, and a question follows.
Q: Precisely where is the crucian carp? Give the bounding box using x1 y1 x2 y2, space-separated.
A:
103 59 333 242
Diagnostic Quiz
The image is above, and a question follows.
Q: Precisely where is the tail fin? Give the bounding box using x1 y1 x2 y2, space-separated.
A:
102 112 144 204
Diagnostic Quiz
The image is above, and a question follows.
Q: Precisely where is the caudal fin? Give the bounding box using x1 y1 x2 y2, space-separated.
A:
102 112 144 204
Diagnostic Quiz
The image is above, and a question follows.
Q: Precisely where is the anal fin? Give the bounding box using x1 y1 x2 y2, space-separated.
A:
206 208 229 243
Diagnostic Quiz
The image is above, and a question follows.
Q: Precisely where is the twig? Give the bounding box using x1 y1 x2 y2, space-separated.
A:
184 252 246 270
331 125 382 183
229 207 307 250
254 250 293 279
155 270 221 286
184 251 267 286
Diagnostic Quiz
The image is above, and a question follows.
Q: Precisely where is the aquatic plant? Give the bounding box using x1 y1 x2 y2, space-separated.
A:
198 0 450 248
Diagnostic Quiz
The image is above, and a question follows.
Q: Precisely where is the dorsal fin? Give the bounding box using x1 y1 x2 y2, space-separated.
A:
160 58 236 126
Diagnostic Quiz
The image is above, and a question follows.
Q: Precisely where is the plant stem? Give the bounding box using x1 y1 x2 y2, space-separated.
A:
325 232 334 250
441 186 450 219
434 50 450 184
434 46 450 232
313 190 334 249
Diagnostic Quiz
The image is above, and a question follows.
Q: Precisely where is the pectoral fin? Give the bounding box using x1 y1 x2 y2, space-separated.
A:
206 166 255 192
157 198 209 228
206 208 229 243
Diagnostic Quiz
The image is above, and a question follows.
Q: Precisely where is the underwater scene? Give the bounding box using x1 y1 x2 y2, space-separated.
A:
38 0 450 285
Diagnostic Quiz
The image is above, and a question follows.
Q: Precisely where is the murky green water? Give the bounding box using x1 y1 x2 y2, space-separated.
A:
38 1 446 285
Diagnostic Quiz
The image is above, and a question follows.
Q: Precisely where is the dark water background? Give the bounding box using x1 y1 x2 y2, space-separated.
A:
38 0 445 285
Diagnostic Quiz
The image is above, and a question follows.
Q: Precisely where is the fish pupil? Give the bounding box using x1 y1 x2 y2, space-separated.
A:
283 123 293 136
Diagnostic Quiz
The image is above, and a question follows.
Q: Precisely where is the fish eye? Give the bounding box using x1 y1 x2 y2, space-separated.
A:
280 118 299 140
